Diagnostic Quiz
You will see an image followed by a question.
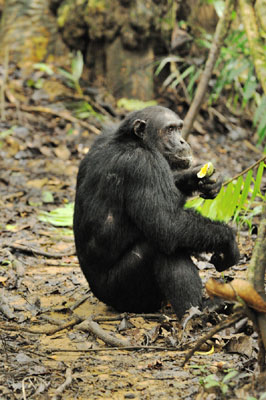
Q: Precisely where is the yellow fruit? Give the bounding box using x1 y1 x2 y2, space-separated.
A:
197 162 214 178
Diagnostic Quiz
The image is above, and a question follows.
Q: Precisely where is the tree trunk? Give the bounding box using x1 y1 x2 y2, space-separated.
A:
55 0 170 100
0 0 67 71
239 0 266 95
248 204 266 355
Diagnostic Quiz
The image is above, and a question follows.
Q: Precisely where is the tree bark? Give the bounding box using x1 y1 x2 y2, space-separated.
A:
248 204 266 354
0 0 67 70
239 0 266 95
55 0 170 100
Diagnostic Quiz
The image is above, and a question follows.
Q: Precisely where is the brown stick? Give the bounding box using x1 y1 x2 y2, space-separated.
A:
224 154 266 186
48 346 185 353
76 317 132 347
7 242 75 258
182 310 245 366
8 103 100 135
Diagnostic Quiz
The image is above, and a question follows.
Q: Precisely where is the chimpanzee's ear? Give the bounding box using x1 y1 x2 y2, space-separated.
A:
133 119 146 138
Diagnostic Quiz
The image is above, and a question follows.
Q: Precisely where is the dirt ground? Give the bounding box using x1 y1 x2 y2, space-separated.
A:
0 81 265 399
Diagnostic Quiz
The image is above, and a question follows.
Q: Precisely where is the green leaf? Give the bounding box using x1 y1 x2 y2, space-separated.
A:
170 65 195 89
58 68 75 82
250 162 264 202
222 370 238 383
71 50 84 81
41 190 54 203
38 203 74 227
154 56 184 76
33 63 54 75
163 71 179 87
254 95 266 126
243 78 257 101
223 178 243 221
187 68 201 97
216 185 232 222
5 224 18 232
185 197 204 209
234 170 253 221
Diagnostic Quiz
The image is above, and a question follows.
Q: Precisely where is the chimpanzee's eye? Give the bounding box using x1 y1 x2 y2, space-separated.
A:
167 125 176 133
177 120 183 129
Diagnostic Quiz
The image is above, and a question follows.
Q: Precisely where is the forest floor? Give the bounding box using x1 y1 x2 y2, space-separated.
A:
0 71 265 399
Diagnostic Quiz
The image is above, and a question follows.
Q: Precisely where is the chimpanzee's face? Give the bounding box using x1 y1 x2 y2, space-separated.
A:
132 106 193 169
156 109 192 169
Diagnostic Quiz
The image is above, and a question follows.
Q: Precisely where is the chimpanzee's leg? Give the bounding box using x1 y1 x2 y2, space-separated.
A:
92 242 163 313
155 253 202 319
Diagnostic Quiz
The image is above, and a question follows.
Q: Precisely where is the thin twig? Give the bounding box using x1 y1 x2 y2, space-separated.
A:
70 293 91 311
7 242 76 258
182 0 236 140
7 103 100 135
48 346 185 353
182 310 245 366
52 368 73 400
0 315 82 335
223 154 266 186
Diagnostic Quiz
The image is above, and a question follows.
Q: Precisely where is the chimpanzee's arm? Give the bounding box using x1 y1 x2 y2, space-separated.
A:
123 152 239 270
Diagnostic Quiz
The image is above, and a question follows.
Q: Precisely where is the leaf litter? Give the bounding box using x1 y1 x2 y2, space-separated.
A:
0 71 265 399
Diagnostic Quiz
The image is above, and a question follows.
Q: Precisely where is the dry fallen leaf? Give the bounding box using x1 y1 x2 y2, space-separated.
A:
54 145 71 160
206 278 266 313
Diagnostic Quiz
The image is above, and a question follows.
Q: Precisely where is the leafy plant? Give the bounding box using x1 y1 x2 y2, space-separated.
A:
33 63 54 75
155 56 201 100
208 30 257 107
155 20 266 145
66 100 104 120
38 203 74 227
0 126 16 140
38 162 265 230
200 370 238 396
185 162 265 226
58 50 84 95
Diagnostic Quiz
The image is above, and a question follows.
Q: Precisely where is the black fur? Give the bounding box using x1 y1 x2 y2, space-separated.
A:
74 106 239 318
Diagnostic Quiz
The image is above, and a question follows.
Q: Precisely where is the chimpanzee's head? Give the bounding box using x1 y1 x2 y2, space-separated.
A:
118 106 192 169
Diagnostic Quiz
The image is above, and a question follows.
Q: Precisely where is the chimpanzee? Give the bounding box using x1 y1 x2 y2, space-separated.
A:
73 106 239 318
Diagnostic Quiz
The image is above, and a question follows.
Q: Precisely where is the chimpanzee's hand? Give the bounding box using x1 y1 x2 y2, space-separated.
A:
210 239 240 272
173 166 222 198
198 173 223 199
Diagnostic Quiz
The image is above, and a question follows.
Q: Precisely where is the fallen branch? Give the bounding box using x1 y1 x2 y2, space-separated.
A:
7 103 101 135
93 313 171 323
76 317 132 347
7 242 76 258
0 315 82 335
48 346 184 353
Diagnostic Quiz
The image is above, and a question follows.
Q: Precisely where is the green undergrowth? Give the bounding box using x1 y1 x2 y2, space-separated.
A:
185 161 265 227
38 162 265 230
